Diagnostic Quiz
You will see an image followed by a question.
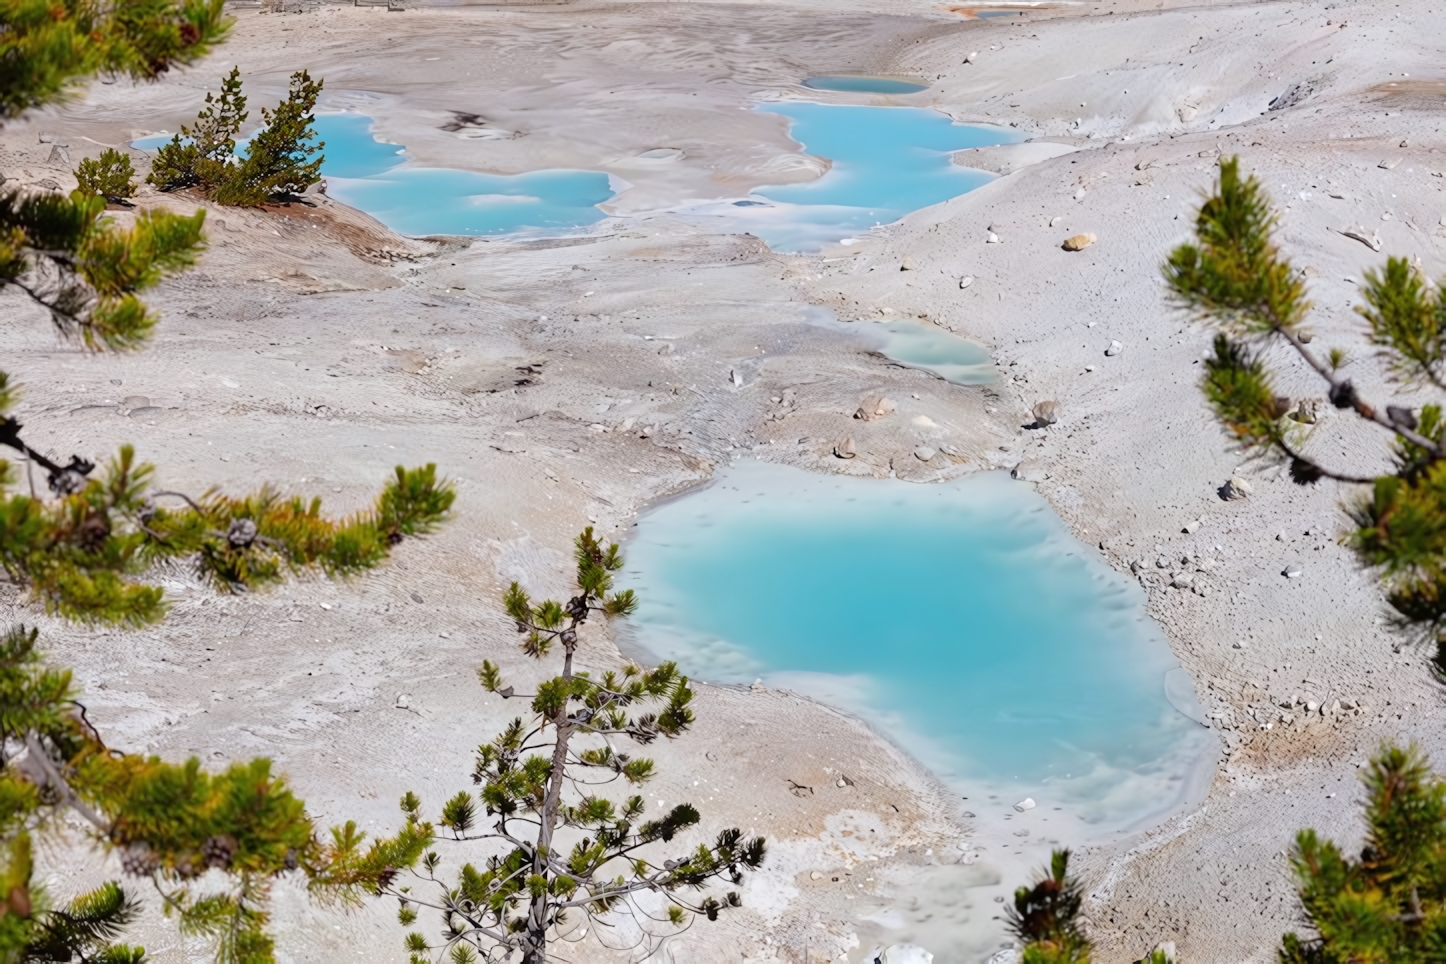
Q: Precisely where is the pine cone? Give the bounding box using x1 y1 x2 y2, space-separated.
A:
203 834 238 869
227 518 259 548
121 842 159 876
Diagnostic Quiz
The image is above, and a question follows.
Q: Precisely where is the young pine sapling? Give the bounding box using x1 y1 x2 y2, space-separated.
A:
385 528 766 964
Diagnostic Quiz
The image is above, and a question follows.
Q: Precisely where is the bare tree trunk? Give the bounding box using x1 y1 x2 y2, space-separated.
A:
522 644 577 964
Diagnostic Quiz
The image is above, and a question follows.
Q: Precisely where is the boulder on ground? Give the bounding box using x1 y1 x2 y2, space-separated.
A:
1220 477 1253 501
914 446 936 462
1063 232 1096 251
1014 797 1036 812
876 946 933 964
834 437 857 459
855 396 897 421
1032 399 1060 426
1011 460 1048 483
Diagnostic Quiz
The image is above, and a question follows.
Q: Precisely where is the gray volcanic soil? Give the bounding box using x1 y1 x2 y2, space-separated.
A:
3 0 1446 961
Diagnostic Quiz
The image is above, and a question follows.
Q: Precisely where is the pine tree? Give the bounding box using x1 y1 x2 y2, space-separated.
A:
1280 742 1446 961
215 69 323 205
148 65 249 193
1007 849 1092 964
74 149 138 204
384 529 766 964
151 68 325 206
1165 157 1446 677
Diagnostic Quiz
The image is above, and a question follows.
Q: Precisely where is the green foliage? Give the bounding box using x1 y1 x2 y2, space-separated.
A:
151 67 324 206
1008 849 1091 964
149 65 248 193
0 428 454 623
0 185 206 348
1280 742 1446 962
385 532 764 963
75 149 138 203
0 0 230 120
0 627 433 964
0 625 434 964
1166 157 1446 675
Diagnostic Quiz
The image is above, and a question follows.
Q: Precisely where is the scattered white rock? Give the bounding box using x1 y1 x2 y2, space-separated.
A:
986 231 1001 244
731 369 743 387
810 871 823 880
395 693 411 709
1182 518 1203 534
1341 226 1383 251
46 144 70 166
1033 400 1060 425
1284 565 1303 578
1049 216 1063 227
1104 340 1122 356
1014 797 1036 812
965 51 979 63
877 946 933 964
900 256 916 271
1379 158 1401 170
1171 572 1194 589
914 446 937 462
855 396 897 421
1222 477 1253 501
1011 459 1049 482
835 437 857 459
959 275 974 289
1073 187 1087 201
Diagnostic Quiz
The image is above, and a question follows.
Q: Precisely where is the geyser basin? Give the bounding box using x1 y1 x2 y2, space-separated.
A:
802 75 929 94
622 460 1215 827
689 103 1022 252
134 113 615 237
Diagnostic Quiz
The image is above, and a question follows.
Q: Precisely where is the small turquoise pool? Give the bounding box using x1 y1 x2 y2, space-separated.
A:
687 104 1022 251
803 75 929 94
622 460 1214 826
133 114 615 237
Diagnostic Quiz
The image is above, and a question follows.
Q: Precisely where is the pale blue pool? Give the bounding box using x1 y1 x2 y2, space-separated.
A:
685 104 1023 251
621 460 1214 826
133 113 615 237
135 105 1016 247
803 75 929 94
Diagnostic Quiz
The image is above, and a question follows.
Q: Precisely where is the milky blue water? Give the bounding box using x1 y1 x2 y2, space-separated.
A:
133 113 615 237
622 460 1215 826
874 318 996 384
803 76 929 94
688 104 1022 251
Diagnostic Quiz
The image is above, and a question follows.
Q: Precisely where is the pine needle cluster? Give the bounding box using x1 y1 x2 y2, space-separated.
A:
1165 157 1446 675
1281 742 1446 961
0 0 230 119
1 186 206 349
74 149 139 205
0 411 453 624
386 529 766 964
149 67 325 206
0 625 434 963
1007 849 1092 964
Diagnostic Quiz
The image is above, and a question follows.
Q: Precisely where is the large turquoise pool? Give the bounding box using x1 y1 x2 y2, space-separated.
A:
133 113 616 237
684 103 1022 251
621 460 1215 827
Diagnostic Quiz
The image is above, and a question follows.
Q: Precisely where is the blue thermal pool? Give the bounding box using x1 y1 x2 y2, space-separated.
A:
872 318 996 385
133 114 615 237
802 75 929 94
688 103 1023 252
137 105 1015 247
621 460 1215 826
